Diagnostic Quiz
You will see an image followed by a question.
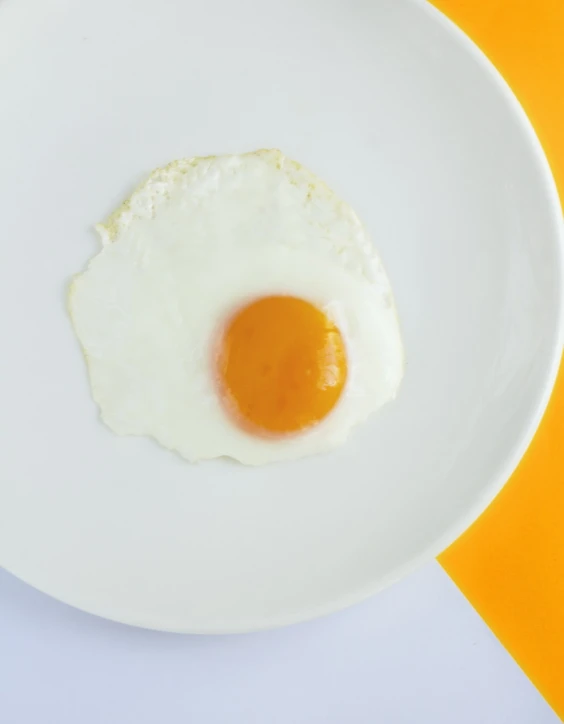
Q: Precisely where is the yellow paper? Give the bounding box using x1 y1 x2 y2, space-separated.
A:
431 0 564 715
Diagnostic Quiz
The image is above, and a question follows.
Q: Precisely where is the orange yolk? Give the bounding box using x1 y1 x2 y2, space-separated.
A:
216 295 348 436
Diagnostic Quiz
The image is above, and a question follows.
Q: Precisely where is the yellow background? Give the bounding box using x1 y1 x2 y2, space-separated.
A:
431 0 564 715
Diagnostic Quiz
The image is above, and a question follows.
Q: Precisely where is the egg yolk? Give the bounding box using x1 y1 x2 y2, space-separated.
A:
216 295 347 436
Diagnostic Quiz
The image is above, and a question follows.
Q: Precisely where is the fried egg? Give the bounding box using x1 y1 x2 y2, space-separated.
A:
68 149 404 465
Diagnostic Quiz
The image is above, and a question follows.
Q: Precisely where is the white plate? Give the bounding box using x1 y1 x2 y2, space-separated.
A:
0 0 562 633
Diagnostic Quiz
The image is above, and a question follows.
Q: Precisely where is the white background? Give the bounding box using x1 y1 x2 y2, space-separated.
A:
0 562 557 723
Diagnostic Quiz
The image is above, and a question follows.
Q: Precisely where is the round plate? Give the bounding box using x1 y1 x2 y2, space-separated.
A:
0 0 562 633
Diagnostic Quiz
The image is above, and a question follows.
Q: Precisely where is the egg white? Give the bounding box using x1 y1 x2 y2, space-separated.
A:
69 150 404 465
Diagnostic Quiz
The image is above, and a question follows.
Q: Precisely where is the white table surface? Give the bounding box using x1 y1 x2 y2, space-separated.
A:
0 561 556 723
